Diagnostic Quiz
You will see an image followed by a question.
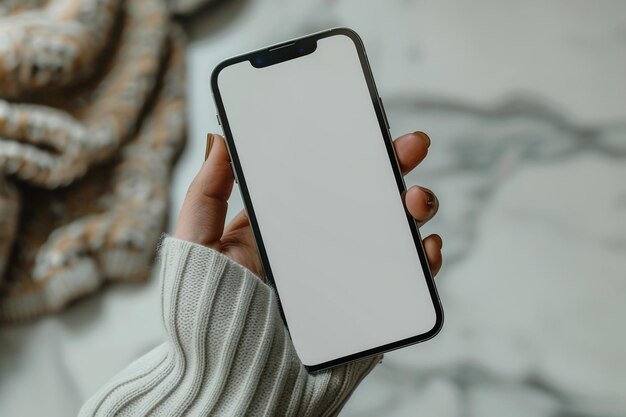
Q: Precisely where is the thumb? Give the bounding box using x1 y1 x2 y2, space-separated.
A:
174 134 235 248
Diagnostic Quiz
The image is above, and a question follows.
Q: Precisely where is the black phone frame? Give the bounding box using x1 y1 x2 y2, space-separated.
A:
211 27 444 372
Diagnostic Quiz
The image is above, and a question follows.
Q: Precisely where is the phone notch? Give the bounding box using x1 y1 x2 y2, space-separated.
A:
250 39 317 68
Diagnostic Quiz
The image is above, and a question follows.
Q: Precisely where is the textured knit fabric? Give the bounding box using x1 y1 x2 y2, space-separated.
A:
0 0 216 322
79 236 381 417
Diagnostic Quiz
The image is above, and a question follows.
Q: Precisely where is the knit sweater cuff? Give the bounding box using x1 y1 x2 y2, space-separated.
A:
79 236 380 417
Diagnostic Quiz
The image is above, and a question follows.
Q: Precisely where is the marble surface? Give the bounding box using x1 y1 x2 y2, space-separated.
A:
1 0 625 416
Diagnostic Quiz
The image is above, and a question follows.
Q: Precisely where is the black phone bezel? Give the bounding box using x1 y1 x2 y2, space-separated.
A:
210 27 444 372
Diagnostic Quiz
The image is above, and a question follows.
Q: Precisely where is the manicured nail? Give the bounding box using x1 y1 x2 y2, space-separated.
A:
205 133 215 160
434 234 443 249
414 131 431 148
419 186 436 207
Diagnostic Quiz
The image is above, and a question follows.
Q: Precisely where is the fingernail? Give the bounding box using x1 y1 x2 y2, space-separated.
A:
434 234 443 249
419 186 436 207
205 133 215 160
414 131 431 148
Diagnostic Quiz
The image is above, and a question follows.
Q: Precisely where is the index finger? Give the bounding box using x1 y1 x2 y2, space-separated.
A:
393 131 431 175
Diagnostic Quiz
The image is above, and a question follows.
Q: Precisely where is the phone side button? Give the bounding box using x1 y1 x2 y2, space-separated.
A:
230 161 238 184
216 113 222 125
378 96 391 130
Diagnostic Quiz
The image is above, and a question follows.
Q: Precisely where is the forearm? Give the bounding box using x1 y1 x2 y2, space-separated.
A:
79 236 380 416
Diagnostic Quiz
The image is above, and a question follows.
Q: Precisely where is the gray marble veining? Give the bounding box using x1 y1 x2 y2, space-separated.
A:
184 1 626 415
342 96 626 417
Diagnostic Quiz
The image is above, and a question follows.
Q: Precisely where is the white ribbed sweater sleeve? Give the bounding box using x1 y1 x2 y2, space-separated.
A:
78 236 381 417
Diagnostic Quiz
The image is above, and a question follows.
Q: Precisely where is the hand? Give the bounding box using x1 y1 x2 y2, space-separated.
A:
175 132 443 279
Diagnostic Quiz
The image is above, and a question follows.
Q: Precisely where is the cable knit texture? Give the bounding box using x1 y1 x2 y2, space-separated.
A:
79 236 381 416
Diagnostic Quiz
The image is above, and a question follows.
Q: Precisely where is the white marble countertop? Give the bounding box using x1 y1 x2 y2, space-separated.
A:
1 0 625 416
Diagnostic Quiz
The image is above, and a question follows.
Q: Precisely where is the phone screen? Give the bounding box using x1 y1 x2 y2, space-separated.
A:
214 32 440 368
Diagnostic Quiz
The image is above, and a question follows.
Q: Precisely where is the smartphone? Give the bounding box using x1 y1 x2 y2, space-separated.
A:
211 28 443 371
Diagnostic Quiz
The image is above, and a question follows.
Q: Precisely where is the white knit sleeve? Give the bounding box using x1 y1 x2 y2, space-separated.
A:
78 236 380 417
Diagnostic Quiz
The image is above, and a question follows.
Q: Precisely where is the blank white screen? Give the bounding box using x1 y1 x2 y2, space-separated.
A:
217 34 437 367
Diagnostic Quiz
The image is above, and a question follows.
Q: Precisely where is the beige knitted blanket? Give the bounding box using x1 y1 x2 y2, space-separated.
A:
0 0 212 322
